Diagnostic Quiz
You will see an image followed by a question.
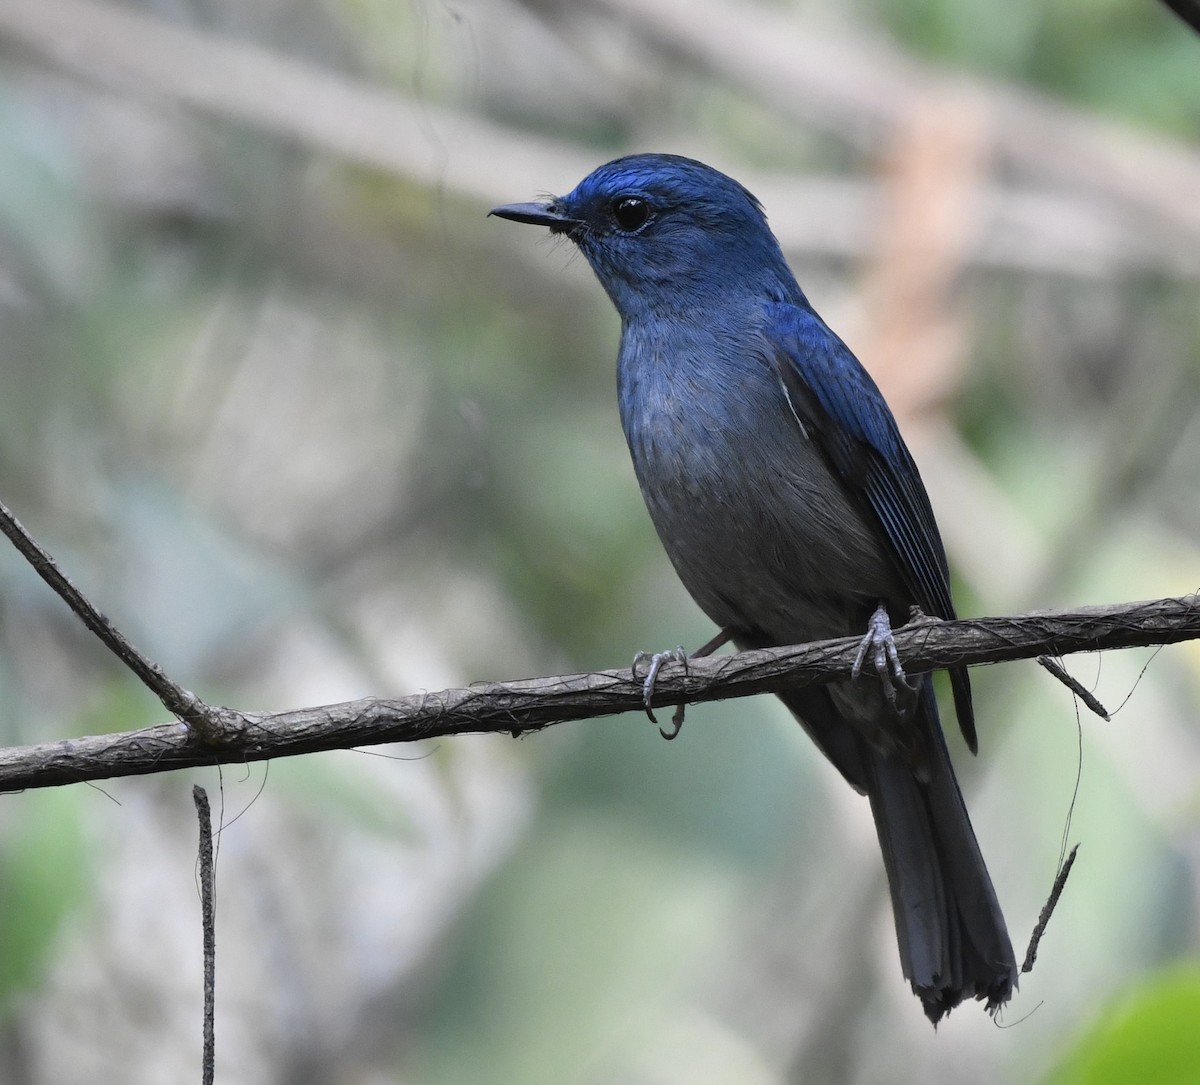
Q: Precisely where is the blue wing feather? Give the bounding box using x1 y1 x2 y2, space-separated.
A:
765 302 952 616
766 301 977 751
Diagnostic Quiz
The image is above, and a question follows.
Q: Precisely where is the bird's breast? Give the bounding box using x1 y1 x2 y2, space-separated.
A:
615 328 896 640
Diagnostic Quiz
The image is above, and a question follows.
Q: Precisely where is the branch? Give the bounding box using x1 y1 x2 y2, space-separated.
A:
193 786 216 1085
0 499 208 726
0 595 1196 794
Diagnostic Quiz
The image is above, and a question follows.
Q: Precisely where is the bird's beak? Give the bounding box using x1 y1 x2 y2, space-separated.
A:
489 201 581 232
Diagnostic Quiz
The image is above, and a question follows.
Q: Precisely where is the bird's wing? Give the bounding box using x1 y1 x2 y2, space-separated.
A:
765 302 976 751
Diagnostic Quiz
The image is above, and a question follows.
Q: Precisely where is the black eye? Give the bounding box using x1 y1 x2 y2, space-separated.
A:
611 196 650 232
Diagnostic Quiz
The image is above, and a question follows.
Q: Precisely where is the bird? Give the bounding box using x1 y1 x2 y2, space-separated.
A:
491 153 1016 1023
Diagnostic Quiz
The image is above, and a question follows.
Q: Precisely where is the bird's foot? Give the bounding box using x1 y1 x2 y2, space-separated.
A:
632 647 688 739
851 603 917 711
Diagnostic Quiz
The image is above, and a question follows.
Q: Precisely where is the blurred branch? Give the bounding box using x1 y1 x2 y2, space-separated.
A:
0 588 1196 793
858 95 986 418
587 0 1200 238
0 0 598 204
2 0 1198 281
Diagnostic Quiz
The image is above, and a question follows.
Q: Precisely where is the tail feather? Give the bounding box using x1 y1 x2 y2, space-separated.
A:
863 681 1016 1022
776 681 1016 1023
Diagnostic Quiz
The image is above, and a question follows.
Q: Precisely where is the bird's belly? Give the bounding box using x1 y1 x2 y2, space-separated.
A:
626 399 899 644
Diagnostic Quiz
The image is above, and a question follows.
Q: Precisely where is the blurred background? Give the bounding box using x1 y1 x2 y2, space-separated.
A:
0 0 1198 1081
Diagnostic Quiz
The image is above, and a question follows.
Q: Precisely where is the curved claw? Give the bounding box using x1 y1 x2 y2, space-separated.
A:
851 603 917 711
632 646 687 731
659 703 686 741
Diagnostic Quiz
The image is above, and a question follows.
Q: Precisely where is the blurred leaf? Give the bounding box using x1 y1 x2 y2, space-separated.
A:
878 0 1200 135
1048 966 1200 1085
0 787 88 1005
418 812 742 1085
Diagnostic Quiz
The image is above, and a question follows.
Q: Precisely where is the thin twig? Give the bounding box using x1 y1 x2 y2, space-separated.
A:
1022 844 1080 974
0 499 210 727
1036 656 1110 720
193 785 216 1085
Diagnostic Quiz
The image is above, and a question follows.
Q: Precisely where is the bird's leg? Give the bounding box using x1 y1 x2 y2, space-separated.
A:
693 627 734 658
852 603 917 711
633 628 733 740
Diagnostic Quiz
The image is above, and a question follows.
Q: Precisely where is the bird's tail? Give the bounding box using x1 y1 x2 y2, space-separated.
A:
861 682 1017 1024
774 678 1016 1023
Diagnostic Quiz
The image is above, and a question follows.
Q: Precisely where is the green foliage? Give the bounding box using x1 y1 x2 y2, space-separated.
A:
1049 967 1200 1085
876 0 1200 135
0 788 88 1006
418 814 744 1085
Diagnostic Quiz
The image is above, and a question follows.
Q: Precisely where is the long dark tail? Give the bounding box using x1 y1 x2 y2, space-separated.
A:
864 683 1016 1022
777 680 1017 1023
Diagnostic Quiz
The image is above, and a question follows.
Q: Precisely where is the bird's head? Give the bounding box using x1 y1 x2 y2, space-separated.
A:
491 154 795 320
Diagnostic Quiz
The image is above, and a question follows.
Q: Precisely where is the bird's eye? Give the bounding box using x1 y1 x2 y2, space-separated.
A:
611 196 650 232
